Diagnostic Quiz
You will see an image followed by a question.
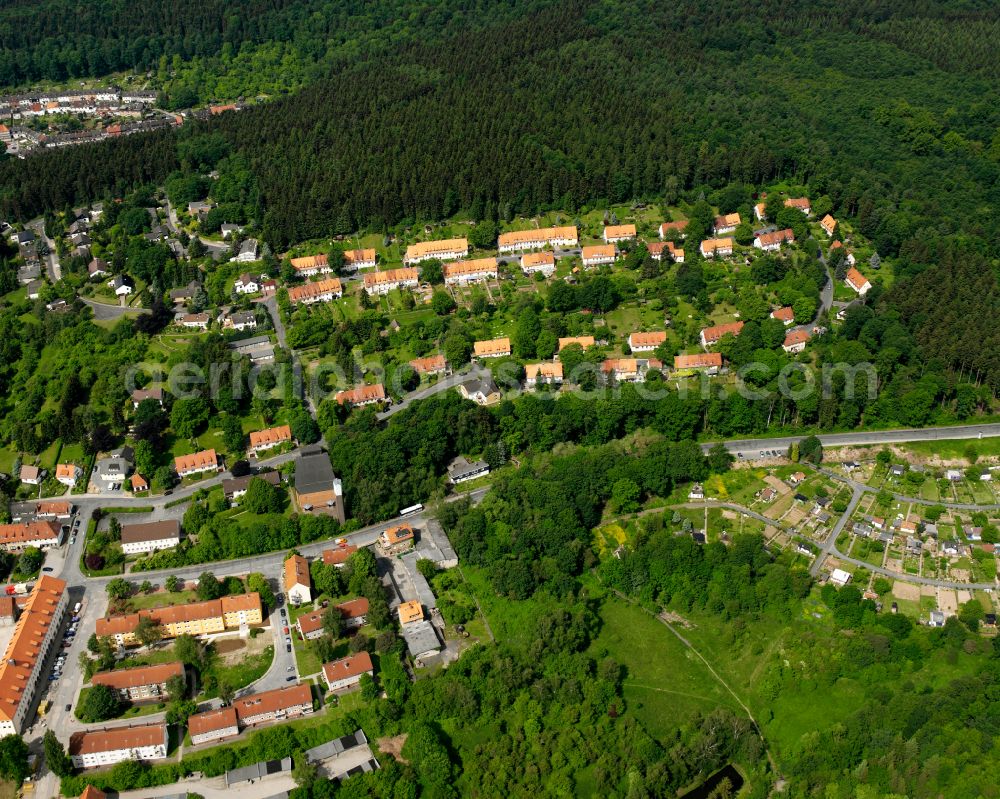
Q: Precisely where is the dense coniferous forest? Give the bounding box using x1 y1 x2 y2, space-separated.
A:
2 1 1000 392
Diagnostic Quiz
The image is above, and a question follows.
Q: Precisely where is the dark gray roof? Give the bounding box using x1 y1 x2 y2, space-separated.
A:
304 730 368 763
447 456 489 481
295 448 336 495
223 470 280 497
402 619 441 658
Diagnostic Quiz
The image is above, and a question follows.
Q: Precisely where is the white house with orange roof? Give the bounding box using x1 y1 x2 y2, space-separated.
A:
844 267 871 296
443 257 498 286
403 238 468 265
628 331 667 352
700 238 734 258
473 338 511 359
498 226 577 253
820 214 837 237
659 220 688 239
524 362 564 387
363 268 419 296
582 244 616 267
174 449 220 478
782 328 810 354
558 336 595 352
520 251 556 276
55 463 81 487
603 224 636 244
785 197 811 215
713 213 741 235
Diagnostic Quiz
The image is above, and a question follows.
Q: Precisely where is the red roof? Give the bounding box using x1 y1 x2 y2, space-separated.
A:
322 651 373 683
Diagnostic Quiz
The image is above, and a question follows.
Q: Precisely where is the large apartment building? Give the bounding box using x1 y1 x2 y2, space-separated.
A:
0 576 68 735
403 238 468 265
233 683 313 726
249 425 293 456
90 662 184 702
69 724 168 769
362 267 419 296
443 257 498 286
323 652 374 692
188 684 313 745
96 593 263 647
287 278 343 305
0 521 63 552
173 449 220 478
119 520 181 556
497 226 577 253
293 447 346 523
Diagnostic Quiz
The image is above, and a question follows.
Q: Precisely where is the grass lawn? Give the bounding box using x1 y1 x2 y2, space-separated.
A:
703 468 768 505
38 438 61 470
902 437 1000 461
919 480 940 501
75 686 167 722
0 446 17 475
126 589 199 610
590 598 740 740
969 481 995 504
202 644 275 699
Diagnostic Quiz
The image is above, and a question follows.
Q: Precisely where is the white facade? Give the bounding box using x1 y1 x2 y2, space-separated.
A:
121 535 181 556
71 736 168 769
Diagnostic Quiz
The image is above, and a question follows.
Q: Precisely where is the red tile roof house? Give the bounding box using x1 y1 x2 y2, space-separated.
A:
770 307 795 325
712 213 741 235
658 220 688 239
782 328 811 354
336 597 370 629
753 228 795 252
627 331 667 352
284 554 312 606
174 449 221 478
602 224 636 244
409 354 449 376
785 197 811 215
69 723 168 769
323 651 374 692
322 544 357 568
673 352 723 374
232 683 313 726
646 240 684 263
0 521 63 552
845 267 872 296
699 321 744 349
581 244 616 267
188 706 240 746
249 425 293 456
287 278 343 305
55 463 81 486
296 608 328 641
335 383 387 408
90 661 184 702
699 238 734 258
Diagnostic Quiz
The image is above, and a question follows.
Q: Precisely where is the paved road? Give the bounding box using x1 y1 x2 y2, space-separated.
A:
817 465 1000 511
82 297 150 320
825 548 998 590
669 500 784 530
27 218 62 283
377 363 491 420
711 423 1000 459
261 296 287 348
811 486 864 577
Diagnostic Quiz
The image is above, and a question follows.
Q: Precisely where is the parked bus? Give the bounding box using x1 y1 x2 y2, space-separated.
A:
399 503 423 517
